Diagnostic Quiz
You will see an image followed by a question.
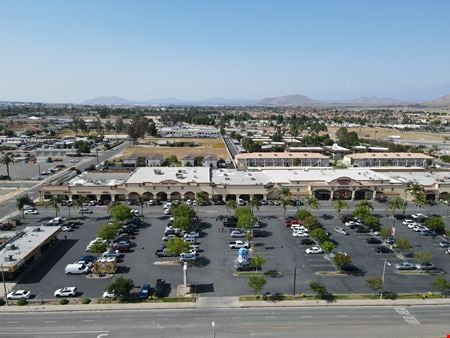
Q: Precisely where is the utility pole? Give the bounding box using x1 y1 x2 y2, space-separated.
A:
96 148 99 164
293 266 297 298
381 259 390 300
1 264 8 306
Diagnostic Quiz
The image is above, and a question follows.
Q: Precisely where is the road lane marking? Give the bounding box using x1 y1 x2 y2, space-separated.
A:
6 321 18 324
394 307 421 325
120 318 132 321
0 330 110 335
44 321 56 323
300 315 312 318
82 319 94 322
336 315 348 318
265 316 277 319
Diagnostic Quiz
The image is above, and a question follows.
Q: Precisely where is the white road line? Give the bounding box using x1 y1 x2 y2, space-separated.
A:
120 318 132 321
82 319 94 322
265 316 277 319
44 321 57 323
6 321 19 324
336 315 348 318
0 331 110 336
231 316 242 319
394 306 421 325
300 315 313 318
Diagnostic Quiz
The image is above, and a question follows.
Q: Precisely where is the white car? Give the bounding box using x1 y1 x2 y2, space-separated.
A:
61 225 72 232
184 232 200 239
344 221 361 227
102 290 116 299
407 222 419 229
402 219 414 225
70 159 80 163
335 227 349 235
230 230 245 238
291 225 307 231
293 231 309 237
54 286 77 297
7 290 31 300
24 209 39 215
48 217 63 225
305 246 323 254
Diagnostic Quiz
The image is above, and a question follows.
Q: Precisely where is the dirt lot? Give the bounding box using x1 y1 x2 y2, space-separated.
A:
328 126 449 142
122 137 230 160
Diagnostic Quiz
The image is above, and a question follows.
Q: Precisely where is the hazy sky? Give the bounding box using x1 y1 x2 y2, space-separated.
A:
1 0 449 103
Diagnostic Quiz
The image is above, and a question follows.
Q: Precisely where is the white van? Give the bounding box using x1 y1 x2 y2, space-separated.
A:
65 263 90 275
237 198 246 206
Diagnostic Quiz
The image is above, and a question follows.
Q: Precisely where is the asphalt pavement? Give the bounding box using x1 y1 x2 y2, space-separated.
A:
0 305 448 337
0 141 130 221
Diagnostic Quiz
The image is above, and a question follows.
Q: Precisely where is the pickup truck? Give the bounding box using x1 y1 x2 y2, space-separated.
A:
228 240 250 249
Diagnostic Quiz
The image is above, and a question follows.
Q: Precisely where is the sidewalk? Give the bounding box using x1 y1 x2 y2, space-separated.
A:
1 297 449 313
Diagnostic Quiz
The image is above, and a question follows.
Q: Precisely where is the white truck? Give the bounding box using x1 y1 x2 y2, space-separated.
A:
228 240 250 249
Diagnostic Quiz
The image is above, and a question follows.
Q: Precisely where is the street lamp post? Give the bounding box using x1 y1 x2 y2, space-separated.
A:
211 321 215 338
292 266 297 298
380 259 391 300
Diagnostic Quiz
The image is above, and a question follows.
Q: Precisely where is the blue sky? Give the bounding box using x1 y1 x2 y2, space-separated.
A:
0 0 449 102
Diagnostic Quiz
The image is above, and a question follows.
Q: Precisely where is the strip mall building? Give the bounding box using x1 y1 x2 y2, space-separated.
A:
40 167 450 203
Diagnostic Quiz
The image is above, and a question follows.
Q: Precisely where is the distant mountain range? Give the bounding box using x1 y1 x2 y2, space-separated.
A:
80 93 450 107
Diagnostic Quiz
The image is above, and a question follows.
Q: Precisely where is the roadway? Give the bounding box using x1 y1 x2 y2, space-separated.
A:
0 141 131 221
0 305 448 337
223 135 239 159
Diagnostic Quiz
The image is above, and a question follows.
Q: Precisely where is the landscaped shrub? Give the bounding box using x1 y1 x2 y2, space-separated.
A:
59 298 69 305
16 299 28 306
81 296 91 304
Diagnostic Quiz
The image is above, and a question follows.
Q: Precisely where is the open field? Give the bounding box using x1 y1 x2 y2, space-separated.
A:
122 137 230 160
328 126 450 142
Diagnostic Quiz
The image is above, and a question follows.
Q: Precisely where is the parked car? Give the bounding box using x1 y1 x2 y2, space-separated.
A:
230 229 245 238
138 283 151 299
0 223 14 231
183 231 200 239
102 290 116 299
77 255 97 265
179 252 199 262
366 237 382 244
439 240 450 248
293 231 309 237
334 227 349 235
7 290 31 300
65 263 90 275
155 249 176 258
395 262 416 270
305 246 323 254
79 208 93 214
375 246 393 254
24 209 39 215
415 263 437 271
300 238 316 245
54 287 77 297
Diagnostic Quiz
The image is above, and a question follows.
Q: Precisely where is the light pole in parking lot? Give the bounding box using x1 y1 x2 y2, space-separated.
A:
380 259 391 300
211 321 215 338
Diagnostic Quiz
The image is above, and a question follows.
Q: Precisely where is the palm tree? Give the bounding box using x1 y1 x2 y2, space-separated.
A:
249 196 260 215
195 192 206 215
46 196 63 217
16 194 34 219
333 199 348 219
138 195 145 218
75 195 89 215
406 183 426 211
0 153 14 179
226 199 237 216
279 187 291 200
387 197 406 227
305 196 320 212
279 197 291 219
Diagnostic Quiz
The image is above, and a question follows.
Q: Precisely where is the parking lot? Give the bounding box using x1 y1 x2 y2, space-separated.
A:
12 201 450 299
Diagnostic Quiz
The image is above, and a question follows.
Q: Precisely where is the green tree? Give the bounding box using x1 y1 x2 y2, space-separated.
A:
310 228 328 244
236 211 256 230
279 197 291 219
279 187 291 200
352 205 371 220
296 208 312 221
387 197 406 225
303 216 320 231
309 281 329 299
366 276 383 294
76 196 90 215
305 196 320 211
46 196 63 217
379 228 391 240
127 116 148 142
89 242 107 254
396 237 411 252
173 215 192 232
362 215 381 231
356 200 373 213
1 153 14 179
414 251 433 266
333 199 347 219
406 183 426 211
16 194 34 219
249 196 260 214
248 275 266 297
109 203 133 223
425 216 446 235
321 240 336 253
250 255 266 271
431 277 450 295
97 223 120 241
226 199 237 216
173 204 196 220
106 277 134 301
333 253 352 270
165 237 190 256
